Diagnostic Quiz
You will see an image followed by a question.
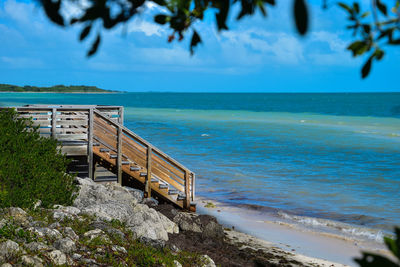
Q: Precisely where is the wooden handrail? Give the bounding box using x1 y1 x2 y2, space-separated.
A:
93 109 194 176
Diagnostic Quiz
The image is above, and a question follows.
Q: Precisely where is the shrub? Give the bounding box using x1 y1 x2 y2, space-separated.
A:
0 109 77 209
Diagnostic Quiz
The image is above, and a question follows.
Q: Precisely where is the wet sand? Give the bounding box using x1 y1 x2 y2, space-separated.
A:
196 197 390 266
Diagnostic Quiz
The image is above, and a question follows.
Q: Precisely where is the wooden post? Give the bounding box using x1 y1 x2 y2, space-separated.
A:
51 108 57 138
88 108 94 180
145 146 152 198
117 125 122 185
184 170 190 209
191 173 195 201
118 107 124 125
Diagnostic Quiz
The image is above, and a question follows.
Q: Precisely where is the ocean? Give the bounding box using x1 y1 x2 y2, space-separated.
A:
1 92 399 242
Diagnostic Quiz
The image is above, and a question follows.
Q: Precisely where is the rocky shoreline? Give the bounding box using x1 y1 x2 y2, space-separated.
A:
0 178 338 266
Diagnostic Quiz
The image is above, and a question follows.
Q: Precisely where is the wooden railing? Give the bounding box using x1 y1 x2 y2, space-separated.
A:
92 109 195 206
5 105 195 208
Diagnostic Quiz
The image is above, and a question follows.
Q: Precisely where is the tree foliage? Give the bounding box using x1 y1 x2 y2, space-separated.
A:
0 109 78 209
0 83 112 92
35 0 399 78
355 227 400 267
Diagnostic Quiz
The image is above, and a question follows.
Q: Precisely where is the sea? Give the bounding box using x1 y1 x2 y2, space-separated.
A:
1 92 399 243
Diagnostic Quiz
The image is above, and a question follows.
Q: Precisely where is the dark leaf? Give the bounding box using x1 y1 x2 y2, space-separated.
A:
354 252 398 266
294 0 308 35
79 24 92 41
155 14 168 24
70 18 79 25
361 55 373 78
374 48 384 60
190 30 202 55
41 0 64 26
338 2 352 13
353 2 359 14
216 0 229 30
264 0 275 5
87 34 101 57
362 24 371 34
347 41 368 56
376 0 387 16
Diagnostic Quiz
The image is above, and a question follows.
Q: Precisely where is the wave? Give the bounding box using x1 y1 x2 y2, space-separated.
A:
276 211 387 242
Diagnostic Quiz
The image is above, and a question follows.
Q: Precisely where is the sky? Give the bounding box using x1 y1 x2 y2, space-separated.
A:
0 0 398 92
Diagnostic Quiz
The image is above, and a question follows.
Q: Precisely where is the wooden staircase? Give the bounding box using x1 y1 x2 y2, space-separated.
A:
8 105 195 211
91 110 195 210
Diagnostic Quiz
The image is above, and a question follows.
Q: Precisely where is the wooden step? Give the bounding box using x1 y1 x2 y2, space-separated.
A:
159 184 168 189
177 195 186 200
122 161 130 165
151 178 158 183
168 190 179 195
93 142 100 146
110 154 117 159
100 148 110 153
130 166 140 171
140 172 147 177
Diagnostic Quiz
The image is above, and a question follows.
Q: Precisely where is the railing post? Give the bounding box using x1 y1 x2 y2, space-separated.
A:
88 108 94 180
117 125 122 185
118 107 124 125
192 173 195 201
184 170 190 209
51 108 57 138
145 146 152 198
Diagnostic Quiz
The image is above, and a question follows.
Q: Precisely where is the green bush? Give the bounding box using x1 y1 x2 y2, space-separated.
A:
0 109 78 209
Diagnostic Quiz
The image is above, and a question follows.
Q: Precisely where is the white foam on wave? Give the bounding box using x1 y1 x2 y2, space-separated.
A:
276 211 385 243
201 133 210 137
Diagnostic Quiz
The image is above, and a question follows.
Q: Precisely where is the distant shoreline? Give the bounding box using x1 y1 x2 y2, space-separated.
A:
0 91 118 94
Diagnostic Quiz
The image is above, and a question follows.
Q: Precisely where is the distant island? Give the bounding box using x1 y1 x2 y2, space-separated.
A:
0 83 115 93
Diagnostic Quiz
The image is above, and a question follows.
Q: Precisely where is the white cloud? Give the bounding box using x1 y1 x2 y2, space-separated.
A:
127 19 166 37
1 56 45 68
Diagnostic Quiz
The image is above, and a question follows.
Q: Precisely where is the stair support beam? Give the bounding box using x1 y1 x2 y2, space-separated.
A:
88 108 94 180
184 170 190 209
117 125 122 185
145 146 152 198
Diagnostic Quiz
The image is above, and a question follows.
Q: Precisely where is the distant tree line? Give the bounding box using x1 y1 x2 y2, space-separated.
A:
0 83 113 93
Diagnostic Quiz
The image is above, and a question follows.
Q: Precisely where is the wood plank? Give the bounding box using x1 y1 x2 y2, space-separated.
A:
55 134 87 139
60 145 87 156
146 147 152 198
93 146 183 208
56 120 88 126
88 108 94 180
117 126 122 185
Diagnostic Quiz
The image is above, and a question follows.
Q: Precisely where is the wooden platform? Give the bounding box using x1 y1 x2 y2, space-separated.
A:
8 104 195 211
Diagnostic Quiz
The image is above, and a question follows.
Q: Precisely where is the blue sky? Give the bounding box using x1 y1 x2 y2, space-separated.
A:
0 0 398 92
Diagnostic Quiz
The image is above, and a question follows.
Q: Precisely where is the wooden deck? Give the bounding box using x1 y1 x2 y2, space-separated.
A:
8 105 195 211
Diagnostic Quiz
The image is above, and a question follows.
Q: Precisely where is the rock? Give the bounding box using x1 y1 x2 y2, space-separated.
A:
28 227 62 240
21 255 43 267
49 222 61 229
0 240 20 258
173 213 224 239
1 264 12 267
63 227 79 241
126 204 178 241
47 250 67 265
89 221 125 240
83 229 110 243
74 178 178 242
0 219 8 228
52 205 81 221
124 187 143 202
33 200 42 210
24 242 50 252
111 245 127 253
53 237 76 253
174 260 183 267
139 236 165 249
81 202 131 222
71 253 82 260
8 207 29 224
200 255 216 267
83 229 104 240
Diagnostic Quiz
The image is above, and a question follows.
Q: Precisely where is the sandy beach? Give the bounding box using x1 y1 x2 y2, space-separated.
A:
195 197 391 267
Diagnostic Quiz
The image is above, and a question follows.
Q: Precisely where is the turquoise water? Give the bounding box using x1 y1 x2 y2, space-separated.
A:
1 92 400 236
